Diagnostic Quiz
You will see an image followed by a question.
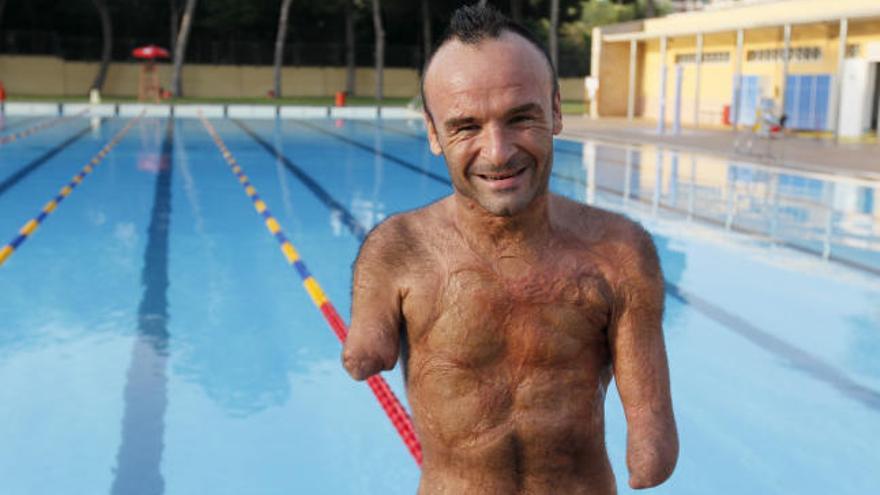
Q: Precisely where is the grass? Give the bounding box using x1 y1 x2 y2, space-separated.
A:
6 94 588 115
561 100 589 116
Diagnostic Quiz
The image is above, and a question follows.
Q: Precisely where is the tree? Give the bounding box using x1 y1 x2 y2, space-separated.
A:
273 0 294 98
0 0 8 36
345 0 356 95
421 0 431 68
510 0 523 23
171 0 198 97
90 0 113 92
371 0 384 104
645 0 656 18
170 0 178 55
549 0 559 73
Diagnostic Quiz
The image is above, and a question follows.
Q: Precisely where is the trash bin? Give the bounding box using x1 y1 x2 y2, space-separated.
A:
335 91 347 107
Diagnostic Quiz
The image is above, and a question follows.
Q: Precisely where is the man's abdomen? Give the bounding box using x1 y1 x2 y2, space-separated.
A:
408 363 615 494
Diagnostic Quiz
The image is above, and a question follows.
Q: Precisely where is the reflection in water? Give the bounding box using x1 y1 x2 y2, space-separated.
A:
273 118 297 221
167 119 300 417
350 195 386 233
112 119 174 495
565 139 880 275
653 235 688 330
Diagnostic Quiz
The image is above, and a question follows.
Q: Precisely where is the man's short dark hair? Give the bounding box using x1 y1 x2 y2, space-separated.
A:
421 3 559 118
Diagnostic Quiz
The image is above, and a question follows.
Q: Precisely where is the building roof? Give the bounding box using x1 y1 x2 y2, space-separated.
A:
602 0 880 42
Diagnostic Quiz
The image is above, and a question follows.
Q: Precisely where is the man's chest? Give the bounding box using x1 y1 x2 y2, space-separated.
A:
401 255 614 369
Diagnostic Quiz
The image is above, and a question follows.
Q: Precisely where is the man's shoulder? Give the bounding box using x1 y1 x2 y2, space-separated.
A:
551 195 659 280
552 194 648 244
361 198 450 256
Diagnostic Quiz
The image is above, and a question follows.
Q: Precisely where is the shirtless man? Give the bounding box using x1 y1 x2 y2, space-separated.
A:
342 5 677 494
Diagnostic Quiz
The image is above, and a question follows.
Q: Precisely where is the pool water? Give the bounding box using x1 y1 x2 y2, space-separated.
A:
1 114 878 494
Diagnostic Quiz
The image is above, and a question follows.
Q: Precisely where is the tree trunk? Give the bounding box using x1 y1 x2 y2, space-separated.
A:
345 0 356 95
170 0 178 55
371 0 384 105
90 0 113 91
171 0 198 97
549 0 559 73
421 0 431 68
0 0 8 37
645 0 656 18
510 0 522 23
273 0 294 99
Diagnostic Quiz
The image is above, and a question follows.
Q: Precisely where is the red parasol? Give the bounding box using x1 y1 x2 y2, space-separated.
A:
132 45 170 59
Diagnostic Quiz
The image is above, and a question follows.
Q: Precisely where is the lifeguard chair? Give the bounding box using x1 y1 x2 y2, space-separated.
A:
132 45 170 102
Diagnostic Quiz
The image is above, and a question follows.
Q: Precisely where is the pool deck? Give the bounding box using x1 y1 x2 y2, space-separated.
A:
561 116 880 182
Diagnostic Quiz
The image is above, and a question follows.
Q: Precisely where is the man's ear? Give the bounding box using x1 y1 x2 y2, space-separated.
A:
552 89 563 135
424 113 443 156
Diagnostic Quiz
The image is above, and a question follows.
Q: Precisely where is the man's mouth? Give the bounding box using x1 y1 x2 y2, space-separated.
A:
474 166 529 190
476 167 526 181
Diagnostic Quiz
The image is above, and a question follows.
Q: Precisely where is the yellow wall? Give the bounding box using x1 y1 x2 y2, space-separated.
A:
0 56 424 98
0 55 587 102
601 9 880 128
596 41 632 117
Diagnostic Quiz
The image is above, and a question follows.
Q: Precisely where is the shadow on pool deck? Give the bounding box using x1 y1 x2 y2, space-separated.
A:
560 116 880 181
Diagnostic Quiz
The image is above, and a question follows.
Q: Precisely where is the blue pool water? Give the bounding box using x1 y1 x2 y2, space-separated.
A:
1 114 879 494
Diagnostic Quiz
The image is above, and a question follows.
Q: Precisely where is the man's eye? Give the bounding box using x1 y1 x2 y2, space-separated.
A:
455 125 479 134
510 115 532 124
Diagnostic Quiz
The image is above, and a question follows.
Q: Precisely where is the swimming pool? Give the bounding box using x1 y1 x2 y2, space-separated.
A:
1 111 878 494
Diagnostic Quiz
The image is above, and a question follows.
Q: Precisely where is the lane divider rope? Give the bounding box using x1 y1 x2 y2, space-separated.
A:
198 113 423 465
0 111 145 267
0 108 89 146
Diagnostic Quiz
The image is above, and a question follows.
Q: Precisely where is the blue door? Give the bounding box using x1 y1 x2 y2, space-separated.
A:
784 74 831 131
737 76 761 126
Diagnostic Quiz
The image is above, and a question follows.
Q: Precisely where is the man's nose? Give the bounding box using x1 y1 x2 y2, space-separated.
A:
479 124 516 167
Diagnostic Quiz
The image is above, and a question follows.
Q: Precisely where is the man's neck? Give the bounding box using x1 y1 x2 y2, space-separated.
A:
450 193 552 259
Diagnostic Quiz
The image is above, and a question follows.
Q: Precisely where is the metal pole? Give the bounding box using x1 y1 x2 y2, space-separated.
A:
687 156 696 221
781 24 791 118
725 174 736 230
732 29 744 130
658 36 668 133
653 148 663 216
673 65 683 134
624 149 633 207
694 33 703 128
769 172 779 242
822 182 835 260
628 39 637 121
833 18 848 142
584 143 596 205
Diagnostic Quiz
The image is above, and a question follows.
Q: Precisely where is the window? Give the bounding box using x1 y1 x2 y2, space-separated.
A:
846 44 860 58
674 51 730 64
746 46 823 63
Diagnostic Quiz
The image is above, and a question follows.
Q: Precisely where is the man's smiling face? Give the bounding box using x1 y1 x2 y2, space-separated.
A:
423 31 562 217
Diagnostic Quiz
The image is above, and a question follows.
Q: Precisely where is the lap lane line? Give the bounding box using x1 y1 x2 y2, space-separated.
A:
0 125 94 197
0 113 143 267
0 108 89 146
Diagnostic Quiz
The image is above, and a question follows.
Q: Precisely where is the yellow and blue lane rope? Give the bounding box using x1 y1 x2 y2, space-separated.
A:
0 108 89 146
198 113 423 465
0 111 144 267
